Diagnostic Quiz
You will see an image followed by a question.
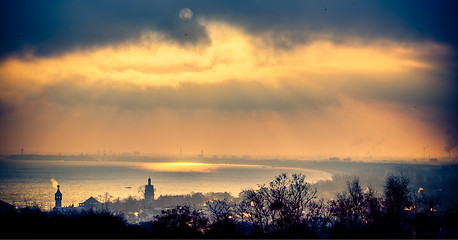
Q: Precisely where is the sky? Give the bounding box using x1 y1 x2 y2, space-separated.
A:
1 0 457 160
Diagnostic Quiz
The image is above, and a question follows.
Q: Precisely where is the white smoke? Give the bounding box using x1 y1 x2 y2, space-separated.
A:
50 179 59 189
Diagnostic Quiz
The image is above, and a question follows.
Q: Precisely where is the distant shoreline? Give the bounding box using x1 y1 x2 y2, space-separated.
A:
2 152 456 166
2 154 456 177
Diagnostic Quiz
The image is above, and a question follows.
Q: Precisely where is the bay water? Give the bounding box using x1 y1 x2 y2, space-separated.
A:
0 158 332 210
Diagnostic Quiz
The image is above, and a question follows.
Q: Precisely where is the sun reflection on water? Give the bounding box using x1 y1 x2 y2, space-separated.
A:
138 162 260 173
0 159 333 210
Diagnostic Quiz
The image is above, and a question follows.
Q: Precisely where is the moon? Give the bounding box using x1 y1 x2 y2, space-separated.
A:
179 8 193 20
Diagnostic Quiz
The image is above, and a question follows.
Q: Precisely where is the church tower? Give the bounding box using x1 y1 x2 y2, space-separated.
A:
144 177 155 208
55 185 62 208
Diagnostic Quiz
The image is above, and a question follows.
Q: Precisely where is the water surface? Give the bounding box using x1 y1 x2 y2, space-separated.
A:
0 159 332 210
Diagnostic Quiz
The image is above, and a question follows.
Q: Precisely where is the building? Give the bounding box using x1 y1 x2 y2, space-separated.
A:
52 184 104 212
54 185 62 209
79 196 102 209
144 177 155 208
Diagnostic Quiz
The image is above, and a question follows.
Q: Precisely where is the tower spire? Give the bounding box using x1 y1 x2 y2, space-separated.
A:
54 185 62 209
144 177 155 209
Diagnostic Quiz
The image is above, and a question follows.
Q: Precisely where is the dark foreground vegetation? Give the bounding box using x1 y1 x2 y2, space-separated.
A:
1 173 457 238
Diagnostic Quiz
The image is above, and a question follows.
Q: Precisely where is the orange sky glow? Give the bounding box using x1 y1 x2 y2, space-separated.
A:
0 20 456 160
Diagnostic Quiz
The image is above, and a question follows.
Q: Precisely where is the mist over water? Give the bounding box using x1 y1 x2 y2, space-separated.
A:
0 159 331 210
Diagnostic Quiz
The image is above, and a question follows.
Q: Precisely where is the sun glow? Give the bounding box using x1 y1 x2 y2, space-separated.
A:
0 21 441 91
0 20 453 158
138 162 222 173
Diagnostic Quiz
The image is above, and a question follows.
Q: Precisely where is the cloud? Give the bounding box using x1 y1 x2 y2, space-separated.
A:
1 21 454 134
1 0 457 58
445 129 458 153
0 0 210 58
3 21 452 115
0 15 456 156
38 79 338 112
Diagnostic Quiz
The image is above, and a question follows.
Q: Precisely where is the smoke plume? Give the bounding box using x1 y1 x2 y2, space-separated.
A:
444 128 458 154
50 179 59 189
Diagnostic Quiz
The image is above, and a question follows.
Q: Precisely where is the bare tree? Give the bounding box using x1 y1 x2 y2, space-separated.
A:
101 192 113 211
238 188 270 234
305 198 331 236
380 175 413 238
206 199 240 237
237 173 318 236
265 173 317 233
152 205 208 238
413 190 439 216
329 178 382 234
383 175 411 221
207 199 236 225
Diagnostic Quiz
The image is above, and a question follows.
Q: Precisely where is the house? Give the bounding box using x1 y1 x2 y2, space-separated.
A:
79 196 102 209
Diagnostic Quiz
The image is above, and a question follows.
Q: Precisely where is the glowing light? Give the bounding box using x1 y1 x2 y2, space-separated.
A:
404 206 413 211
418 187 424 193
139 162 221 173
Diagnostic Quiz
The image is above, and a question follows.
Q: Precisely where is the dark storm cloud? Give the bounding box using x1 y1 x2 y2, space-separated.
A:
347 73 457 113
1 0 457 58
33 69 456 120
38 80 339 112
343 72 458 153
0 0 209 58
445 129 458 154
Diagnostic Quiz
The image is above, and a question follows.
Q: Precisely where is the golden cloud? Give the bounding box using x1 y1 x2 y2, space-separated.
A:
1 21 444 90
0 21 454 158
